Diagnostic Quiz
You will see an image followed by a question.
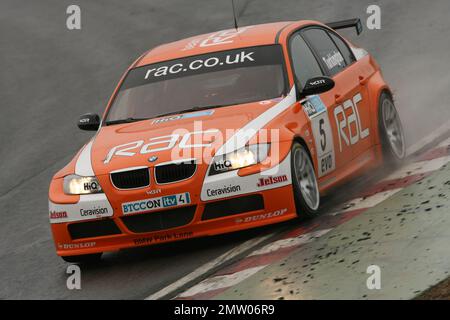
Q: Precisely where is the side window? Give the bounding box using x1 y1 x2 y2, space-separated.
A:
328 31 356 65
290 33 323 88
303 28 346 76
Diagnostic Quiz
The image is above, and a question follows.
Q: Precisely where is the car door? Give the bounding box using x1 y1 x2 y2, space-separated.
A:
289 32 339 179
302 27 372 163
327 29 373 158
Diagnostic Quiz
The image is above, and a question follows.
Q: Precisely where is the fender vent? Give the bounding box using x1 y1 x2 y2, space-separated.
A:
202 194 264 220
154 160 196 184
111 168 150 189
68 219 122 240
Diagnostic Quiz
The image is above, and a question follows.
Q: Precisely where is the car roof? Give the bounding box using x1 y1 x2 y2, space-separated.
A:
135 21 314 67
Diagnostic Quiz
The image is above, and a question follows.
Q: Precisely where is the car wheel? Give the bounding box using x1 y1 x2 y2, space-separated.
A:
379 92 406 165
61 253 102 264
291 142 320 219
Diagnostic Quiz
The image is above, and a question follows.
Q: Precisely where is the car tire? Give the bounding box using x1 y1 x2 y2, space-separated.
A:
291 142 320 219
378 92 406 166
61 253 102 264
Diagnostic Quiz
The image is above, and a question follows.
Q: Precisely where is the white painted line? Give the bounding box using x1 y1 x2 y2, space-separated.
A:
249 229 332 257
437 136 450 148
386 156 450 181
330 153 450 216
331 188 402 215
406 118 450 156
145 233 274 300
177 266 267 298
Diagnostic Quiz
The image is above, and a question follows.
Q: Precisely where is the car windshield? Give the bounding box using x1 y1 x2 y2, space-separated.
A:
105 45 286 124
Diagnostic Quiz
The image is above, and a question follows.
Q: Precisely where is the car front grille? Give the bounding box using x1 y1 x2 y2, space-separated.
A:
154 160 196 184
111 167 150 189
121 206 197 233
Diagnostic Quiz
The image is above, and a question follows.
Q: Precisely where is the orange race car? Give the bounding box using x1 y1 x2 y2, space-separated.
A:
49 18 405 262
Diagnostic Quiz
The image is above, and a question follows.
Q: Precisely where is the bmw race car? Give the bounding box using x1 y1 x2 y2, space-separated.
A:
49 18 405 262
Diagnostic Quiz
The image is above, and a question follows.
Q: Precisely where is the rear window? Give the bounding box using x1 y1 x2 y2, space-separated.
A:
303 28 347 76
328 32 356 65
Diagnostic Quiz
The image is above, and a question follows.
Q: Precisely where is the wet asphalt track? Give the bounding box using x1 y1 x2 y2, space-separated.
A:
1 0 450 299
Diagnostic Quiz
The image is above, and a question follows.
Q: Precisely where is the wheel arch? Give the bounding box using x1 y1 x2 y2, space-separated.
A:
292 136 311 154
366 71 394 148
291 135 317 171
290 135 321 217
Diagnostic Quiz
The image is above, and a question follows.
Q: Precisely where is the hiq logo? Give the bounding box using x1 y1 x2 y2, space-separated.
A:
213 159 232 171
83 181 99 191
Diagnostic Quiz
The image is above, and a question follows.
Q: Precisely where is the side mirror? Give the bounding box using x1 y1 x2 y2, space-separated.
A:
78 113 100 131
301 76 335 96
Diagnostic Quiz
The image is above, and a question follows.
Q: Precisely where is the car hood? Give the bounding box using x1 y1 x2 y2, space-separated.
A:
90 99 282 176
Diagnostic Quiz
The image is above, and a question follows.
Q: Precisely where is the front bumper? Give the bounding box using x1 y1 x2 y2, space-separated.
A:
50 146 297 257
50 185 297 257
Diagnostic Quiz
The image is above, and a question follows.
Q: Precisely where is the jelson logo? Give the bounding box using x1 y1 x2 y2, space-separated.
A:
257 175 288 187
50 211 68 219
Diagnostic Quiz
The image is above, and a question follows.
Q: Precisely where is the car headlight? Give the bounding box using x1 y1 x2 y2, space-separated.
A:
209 144 269 176
63 174 103 195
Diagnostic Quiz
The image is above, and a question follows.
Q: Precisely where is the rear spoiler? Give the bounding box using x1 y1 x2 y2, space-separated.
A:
326 18 363 35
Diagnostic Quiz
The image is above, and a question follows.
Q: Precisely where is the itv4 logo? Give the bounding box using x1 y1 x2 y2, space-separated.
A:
162 193 190 208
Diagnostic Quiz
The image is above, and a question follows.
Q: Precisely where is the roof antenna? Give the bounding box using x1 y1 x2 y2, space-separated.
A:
231 0 239 31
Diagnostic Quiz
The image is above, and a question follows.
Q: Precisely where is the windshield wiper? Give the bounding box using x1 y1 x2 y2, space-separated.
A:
105 117 150 126
107 104 230 125
154 105 226 118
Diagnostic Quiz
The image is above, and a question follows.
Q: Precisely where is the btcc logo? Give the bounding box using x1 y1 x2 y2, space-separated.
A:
122 192 191 215
334 93 370 152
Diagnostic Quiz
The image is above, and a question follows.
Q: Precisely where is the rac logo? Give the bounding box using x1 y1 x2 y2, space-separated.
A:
104 130 218 164
333 93 370 152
